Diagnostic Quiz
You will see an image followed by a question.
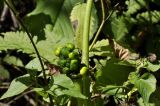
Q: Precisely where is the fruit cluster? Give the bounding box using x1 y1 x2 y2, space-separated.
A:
55 43 81 75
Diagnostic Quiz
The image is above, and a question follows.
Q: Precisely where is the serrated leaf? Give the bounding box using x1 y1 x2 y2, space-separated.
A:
0 31 35 54
135 73 156 105
0 74 32 100
70 3 98 49
136 10 160 24
125 0 146 16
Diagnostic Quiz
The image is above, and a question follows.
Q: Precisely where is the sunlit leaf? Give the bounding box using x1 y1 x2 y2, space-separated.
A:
0 74 32 100
135 73 156 105
70 3 98 48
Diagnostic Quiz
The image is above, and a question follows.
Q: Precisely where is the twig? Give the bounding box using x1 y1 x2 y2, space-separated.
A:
4 0 47 83
89 3 119 50
4 1 54 105
89 0 105 50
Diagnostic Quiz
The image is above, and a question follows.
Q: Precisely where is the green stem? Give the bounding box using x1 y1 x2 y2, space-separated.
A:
89 0 116 50
82 0 93 105
4 0 47 82
89 0 105 50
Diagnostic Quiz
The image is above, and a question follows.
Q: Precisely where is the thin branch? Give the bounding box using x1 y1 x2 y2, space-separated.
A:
89 0 105 50
89 3 119 50
4 0 47 82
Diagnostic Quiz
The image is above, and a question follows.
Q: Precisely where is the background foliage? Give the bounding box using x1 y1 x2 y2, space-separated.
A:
0 0 160 106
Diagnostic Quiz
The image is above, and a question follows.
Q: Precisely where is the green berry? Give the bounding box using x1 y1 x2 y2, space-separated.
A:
60 47 70 58
55 47 61 56
58 59 67 67
68 51 79 59
66 43 75 51
70 59 79 71
80 67 87 75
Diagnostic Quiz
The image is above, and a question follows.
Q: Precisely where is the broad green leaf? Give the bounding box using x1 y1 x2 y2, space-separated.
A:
95 58 135 86
3 55 24 67
25 58 46 71
0 74 32 100
70 3 98 49
48 74 86 99
34 88 48 98
135 73 156 105
62 87 87 99
52 74 74 89
89 39 113 57
25 0 84 38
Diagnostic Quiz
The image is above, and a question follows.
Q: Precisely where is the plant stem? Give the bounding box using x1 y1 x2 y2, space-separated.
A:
89 0 116 50
89 0 105 50
4 0 54 105
4 0 47 82
82 0 93 105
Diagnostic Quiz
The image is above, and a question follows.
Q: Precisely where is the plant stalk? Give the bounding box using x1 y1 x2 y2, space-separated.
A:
89 0 105 50
82 0 93 105
4 0 54 105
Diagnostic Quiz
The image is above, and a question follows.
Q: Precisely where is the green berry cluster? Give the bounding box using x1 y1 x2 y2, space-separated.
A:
55 43 80 75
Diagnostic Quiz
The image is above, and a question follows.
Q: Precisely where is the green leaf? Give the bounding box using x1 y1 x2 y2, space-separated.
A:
49 74 86 99
25 58 46 71
52 74 74 89
104 14 132 41
0 65 10 80
100 85 124 96
62 87 87 99
95 58 135 86
125 0 146 16
25 0 84 38
36 25 74 63
3 55 24 67
136 10 160 24
135 73 156 105
146 62 160 72
70 3 98 48
89 39 113 57
0 74 32 100
0 31 35 54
